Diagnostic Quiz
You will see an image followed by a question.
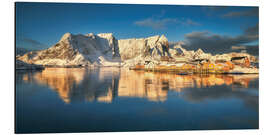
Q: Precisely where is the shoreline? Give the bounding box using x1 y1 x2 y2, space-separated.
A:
15 65 259 75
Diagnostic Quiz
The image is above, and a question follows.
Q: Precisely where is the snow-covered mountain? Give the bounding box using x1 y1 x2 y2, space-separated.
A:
16 33 171 67
17 33 118 66
16 32 258 69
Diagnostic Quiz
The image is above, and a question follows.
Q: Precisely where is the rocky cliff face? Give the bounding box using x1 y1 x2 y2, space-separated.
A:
118 35 169 61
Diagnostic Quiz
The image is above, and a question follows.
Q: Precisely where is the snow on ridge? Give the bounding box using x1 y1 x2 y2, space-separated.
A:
16 32 178 67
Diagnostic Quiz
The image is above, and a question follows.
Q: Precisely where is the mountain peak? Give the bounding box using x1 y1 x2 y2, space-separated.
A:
85 33 94 37
158 34 169 47
196 48 204 54
60 32 72 42
97 33 113 37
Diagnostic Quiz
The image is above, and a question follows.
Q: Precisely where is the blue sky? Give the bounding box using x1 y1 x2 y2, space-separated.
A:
16 2 258 50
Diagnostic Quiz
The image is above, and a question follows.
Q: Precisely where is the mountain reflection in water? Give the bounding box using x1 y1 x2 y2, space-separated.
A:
16 67 259 133
21 68 259 105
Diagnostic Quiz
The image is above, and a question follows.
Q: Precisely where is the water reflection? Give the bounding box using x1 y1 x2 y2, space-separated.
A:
20 68 258 106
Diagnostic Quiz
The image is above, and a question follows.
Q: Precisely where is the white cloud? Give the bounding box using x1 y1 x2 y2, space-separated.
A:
134 18 180 29
134 17 200 29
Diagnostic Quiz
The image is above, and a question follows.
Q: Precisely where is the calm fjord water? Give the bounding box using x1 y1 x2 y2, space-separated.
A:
15 68 259 133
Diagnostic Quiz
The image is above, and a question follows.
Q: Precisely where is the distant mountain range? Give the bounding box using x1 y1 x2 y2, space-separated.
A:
169 41 258 56
16 32 258 68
